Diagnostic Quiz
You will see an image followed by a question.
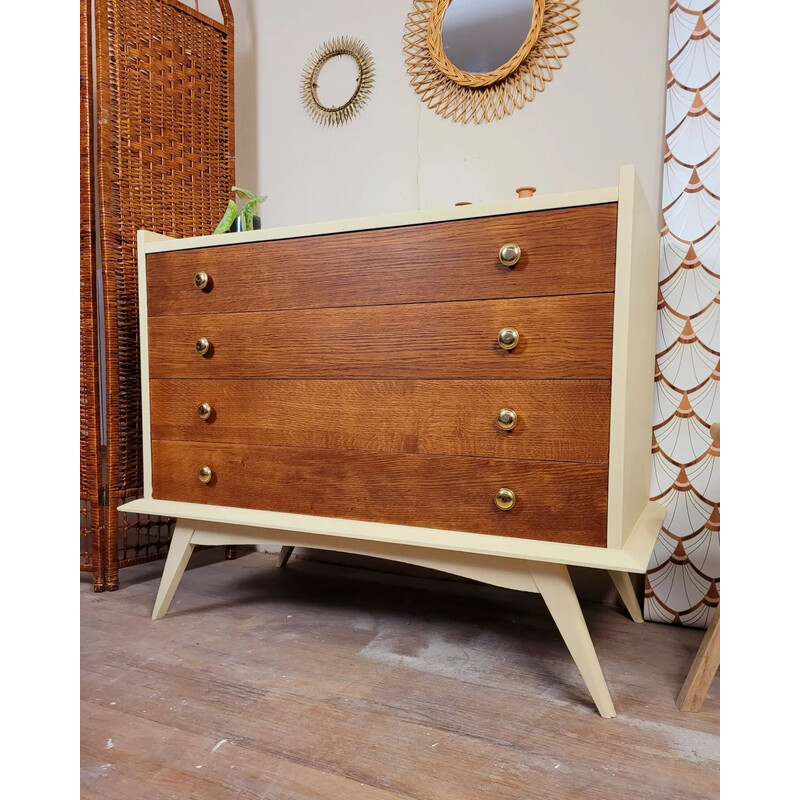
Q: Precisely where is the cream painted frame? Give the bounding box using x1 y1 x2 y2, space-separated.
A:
121 165 664 717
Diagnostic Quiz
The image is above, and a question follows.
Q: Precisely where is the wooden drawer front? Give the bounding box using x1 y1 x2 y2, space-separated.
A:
151 379 611 463
146 205 618 316
151 440 608 545
148 295 614 380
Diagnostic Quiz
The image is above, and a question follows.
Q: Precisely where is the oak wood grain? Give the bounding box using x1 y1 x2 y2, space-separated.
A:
151 440 609 545
150 379 611 463
148 294 614 380
146 204 618 317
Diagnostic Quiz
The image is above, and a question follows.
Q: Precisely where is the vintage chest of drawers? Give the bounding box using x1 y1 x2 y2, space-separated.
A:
120 165 666 718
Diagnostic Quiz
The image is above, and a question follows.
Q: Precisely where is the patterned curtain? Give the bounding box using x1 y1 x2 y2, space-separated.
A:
646 0 720 627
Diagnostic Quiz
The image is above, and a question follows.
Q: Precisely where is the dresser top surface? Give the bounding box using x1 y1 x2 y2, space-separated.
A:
139 182 620 255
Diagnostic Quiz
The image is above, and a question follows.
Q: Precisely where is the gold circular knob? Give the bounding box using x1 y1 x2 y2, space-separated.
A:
499 243 521 267
195 337 210 355
197 402 212 420
498 327 519 350
194 271 209 290
494 488 516 510
197 466 213 484
496 408 518 431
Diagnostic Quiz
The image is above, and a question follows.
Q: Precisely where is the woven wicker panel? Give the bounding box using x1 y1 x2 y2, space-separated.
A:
80 0 105 591
94 0 235 589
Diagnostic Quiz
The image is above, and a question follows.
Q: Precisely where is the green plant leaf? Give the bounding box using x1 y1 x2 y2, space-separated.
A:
241 194 268 231
212 199 238 234
232 186 267 203
242 199 257 231
231 185 257 201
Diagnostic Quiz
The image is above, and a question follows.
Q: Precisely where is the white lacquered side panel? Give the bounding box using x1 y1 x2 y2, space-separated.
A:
606 166 661 548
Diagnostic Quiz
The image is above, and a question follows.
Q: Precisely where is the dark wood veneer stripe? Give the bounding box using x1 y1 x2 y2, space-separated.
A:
150 378 611 463
146 204 618 316
151 439 609 546
148 294 614 380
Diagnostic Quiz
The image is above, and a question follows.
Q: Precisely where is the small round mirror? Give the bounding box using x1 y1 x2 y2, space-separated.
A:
314 53 361 111
301 37 376 126
442 0 534 74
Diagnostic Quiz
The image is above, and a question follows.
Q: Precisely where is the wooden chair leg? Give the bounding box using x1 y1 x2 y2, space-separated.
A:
531 562 617 718
607 571 645 623
276 545 294 568
677 604 720 712
152 522 196 620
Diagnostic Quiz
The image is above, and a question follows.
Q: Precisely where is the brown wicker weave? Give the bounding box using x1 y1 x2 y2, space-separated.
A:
87 0 235 589
80 0 106 591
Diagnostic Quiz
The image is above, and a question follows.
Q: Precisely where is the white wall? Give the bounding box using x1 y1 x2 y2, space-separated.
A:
220 0 669 227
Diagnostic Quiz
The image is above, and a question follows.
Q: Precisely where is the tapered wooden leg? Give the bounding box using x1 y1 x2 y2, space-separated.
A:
152 522 196 620
677 604 720 712
608 571 645 623
276 545 294 568
531 562 617 718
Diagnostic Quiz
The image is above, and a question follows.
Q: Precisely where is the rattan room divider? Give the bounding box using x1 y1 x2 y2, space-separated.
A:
80 0 235 590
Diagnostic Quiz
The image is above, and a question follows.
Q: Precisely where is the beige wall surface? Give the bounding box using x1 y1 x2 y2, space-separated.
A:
203 0 668 226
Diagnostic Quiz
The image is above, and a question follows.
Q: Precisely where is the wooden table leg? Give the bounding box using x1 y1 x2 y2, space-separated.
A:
277 545 294 568
531 562 617 718
677 604 720 712
608 571 645 622
151 521 196 620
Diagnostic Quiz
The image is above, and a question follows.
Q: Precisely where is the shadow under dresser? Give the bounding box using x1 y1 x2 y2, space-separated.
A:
120 165 665 718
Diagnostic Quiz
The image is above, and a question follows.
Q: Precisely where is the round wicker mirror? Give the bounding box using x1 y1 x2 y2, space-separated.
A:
404 0 581 124
441 0 535 76
301 36 375 126
433 0 544 87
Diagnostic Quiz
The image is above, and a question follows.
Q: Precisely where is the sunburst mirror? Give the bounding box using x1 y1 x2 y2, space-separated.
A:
404 0 580 124
301 36 376 126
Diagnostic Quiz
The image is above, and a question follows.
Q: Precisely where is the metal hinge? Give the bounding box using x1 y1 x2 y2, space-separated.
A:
98 486 110 507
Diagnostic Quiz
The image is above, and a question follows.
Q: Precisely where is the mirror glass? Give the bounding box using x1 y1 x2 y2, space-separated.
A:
442 0 533 74
314 54 361 109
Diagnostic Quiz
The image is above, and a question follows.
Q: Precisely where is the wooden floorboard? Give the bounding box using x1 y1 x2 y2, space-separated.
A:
81 551 719 799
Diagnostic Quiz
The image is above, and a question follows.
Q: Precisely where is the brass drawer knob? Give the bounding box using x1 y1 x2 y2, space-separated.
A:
498 327 519 350
197 466 213 484
496 408 518 431
194 271 209 290
197 402 213 420
499 243 521 267
494 488 516 510
195 337 211 355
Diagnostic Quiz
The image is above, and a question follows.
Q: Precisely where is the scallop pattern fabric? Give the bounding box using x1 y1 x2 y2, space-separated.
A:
645 0 720 628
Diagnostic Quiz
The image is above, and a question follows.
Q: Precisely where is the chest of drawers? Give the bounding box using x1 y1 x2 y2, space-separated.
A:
120 165 665 717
